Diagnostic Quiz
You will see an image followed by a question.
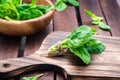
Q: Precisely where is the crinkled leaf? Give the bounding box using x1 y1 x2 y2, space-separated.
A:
85 39 106 54
19 8 43 20
17 4 31 11
67 25 94 48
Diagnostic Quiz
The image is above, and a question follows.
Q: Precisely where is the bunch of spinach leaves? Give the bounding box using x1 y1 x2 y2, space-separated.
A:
48 25 105 65
55 0 80 11
0 0 53 20
85 9 111 31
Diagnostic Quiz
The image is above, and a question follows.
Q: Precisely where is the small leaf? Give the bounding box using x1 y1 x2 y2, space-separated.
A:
55 0 67 11
98 22 111 31
67 0 80 6
21 73 44 80
85 9 103 22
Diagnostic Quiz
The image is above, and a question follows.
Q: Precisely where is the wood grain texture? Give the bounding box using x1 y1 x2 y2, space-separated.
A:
0 35 20 60
24 21 53 56
0 32 120 80
78 0 111 36
99 0 120 37
53 6 78 32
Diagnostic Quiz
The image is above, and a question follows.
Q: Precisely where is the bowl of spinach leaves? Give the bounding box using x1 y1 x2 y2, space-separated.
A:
0 0 54 36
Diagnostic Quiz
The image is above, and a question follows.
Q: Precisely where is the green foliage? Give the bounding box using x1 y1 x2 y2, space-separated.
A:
67 25 94 48
21 73 44 80
55 0 67 11
85 39 106 54
0 0 53 21
85 9 111 31
55 0 80 11
70 46 91 65
48 25 105 65
63 0 80 6
98 22 111 31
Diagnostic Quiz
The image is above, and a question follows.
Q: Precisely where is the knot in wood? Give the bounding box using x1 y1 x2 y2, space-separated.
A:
3 63 10 68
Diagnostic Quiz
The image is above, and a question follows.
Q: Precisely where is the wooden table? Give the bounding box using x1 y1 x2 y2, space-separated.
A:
0 0 120 80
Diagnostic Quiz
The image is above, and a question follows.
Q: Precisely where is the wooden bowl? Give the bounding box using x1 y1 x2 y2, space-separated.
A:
0 0 54 36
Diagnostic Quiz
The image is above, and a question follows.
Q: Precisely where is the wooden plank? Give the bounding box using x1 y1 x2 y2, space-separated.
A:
78 0 111 36
99 0 120 37
53 6 78 32
70 76 120 80
0 32 120 80
19 71 54 80
0 35 20 60
24 21 53 56
23 22 54 79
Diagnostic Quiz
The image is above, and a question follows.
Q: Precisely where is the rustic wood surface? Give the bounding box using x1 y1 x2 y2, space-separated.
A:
0 32 120 80
0 0 120 80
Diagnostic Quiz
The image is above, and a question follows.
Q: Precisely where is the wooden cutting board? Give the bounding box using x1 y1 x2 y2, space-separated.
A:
0 31 120 80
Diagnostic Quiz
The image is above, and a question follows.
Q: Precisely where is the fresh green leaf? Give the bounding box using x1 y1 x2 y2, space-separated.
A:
67 0 80 6
31 0 36 7
0 0 53 20
67 25 95 48
85 9 111 31
55 0 67 11
85 9 103 22
21 73 44 80
98 22 111 31
69 46 91 65
0 0 7 4
44 5 54 13
0 2 19 20
19 8 44 20
91 27 97 35
17 4 31 11
85 39 106 54
92 19 101 25
11 0 22 6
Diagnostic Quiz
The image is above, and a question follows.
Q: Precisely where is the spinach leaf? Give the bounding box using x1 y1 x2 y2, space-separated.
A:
11 0 22 6
21 73 44 80
31 0 36 7
44 5 54 13
55 0 67 11
98 22 111 31
85 9 103 24
0 0 53 20
85 9 111 31
19 8 43 20
64 0 80 6
17 4 31 11
85 39 106 54
67 25 94 48
0 0 6 4
69 46 91 65
0 2 20 20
